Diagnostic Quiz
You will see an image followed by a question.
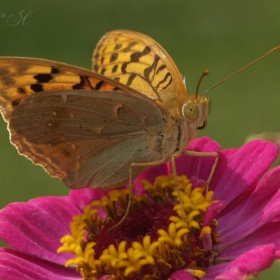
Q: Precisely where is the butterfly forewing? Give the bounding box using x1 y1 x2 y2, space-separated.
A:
92 30 189 118
0 58 130 121
0 58 170 189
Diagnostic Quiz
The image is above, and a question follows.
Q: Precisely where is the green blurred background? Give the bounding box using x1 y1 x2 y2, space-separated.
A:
0 1 279 278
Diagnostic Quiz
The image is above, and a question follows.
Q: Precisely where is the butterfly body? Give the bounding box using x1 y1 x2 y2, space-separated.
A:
0 30 209 189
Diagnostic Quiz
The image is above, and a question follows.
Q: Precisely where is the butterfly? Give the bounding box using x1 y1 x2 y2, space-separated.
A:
0 30 216 192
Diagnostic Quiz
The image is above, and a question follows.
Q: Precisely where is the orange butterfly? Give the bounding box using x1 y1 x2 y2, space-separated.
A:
0 30 217 193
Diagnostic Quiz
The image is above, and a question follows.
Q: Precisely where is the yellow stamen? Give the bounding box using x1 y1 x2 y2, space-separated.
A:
188 268 206 278
200 226 212 239
58 174 219 279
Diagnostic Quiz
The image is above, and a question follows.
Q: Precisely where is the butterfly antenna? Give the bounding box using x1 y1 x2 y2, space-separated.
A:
202 46 280 96
196 70 209 99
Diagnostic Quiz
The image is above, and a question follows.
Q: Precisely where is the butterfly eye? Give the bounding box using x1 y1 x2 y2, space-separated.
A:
182 102 199 121
197 120 207 130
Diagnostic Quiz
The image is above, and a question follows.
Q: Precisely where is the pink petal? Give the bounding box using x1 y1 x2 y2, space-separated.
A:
203 263 229 280
169 269 195 280
215 244 277 279
217 220 280 260
214 140 278 205
209 148 238 190
202 231 213 252
70 187 109 210
176 137 220 181
190 177 205 188
0 196 80 265
135 163 169 186
134 137 220 188
217 166 280 245
203 201 225 227
0 248 80 280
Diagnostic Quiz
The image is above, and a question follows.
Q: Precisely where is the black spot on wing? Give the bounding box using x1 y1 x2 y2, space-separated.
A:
101 68 106 75
51 67 60 74
121 63 127 74
72 76 94 90
122 41 137 52
95 81 104 90
17 87 26 94
126 73 136 87
73 76 85 89
112 65 118 73
114 43 122 50
94 53 99 60
131 46 151 62
12 99 21 107
157 72 172 90
110 53 118 63
121 46 151 74
93 64 99 72
34 73 53 83
156 64 166 74
31 83 44 93
144 55 160 80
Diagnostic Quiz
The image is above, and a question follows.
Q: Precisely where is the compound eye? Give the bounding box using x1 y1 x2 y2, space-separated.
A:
182 102 199 121
197 120 207 130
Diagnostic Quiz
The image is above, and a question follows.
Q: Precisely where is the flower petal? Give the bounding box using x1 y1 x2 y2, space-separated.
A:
215 244 277 279
203 263 229 280
176 137 221 181
0 248 80 280
135 162 169 186
214 140 278 205
217 220 280 260
133 137 220 188
217 166 280 245
169 269 196 280
0 196 80 265
70 187 109 210
203 201 225 227
209 148 238 190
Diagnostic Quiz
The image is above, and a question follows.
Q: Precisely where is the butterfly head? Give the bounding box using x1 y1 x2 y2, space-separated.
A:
182 95 209 130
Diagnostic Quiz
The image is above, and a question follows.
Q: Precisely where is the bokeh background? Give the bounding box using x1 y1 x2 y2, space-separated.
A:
0 1 279 278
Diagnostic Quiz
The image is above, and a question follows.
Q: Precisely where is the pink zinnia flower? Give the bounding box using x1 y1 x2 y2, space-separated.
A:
0 137 279 280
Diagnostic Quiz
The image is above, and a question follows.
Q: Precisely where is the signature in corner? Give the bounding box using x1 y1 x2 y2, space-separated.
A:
1 9 34 26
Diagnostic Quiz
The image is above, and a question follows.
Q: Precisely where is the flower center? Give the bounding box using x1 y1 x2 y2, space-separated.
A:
58 175 220 280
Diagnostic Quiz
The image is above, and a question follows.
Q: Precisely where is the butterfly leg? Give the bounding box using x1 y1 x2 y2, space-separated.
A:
121 154 192 227
170 154 189 222
110 159 167 229
131 153 199 224
182 150 219 192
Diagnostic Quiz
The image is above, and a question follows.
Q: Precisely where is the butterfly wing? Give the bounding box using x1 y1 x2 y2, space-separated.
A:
0 58 169 189
0 57 138 121
92 30 189 118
